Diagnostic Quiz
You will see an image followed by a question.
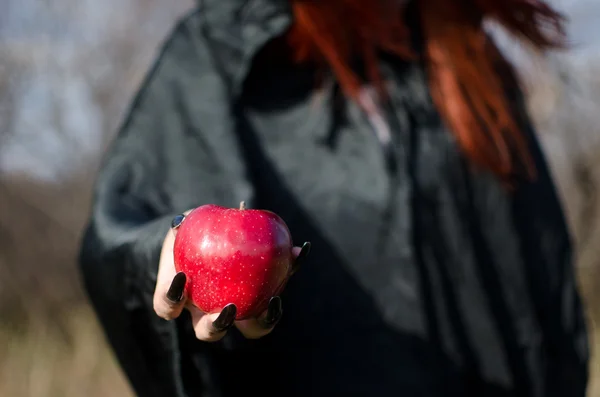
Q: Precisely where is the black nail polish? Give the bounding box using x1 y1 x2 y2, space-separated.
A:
298 242 311 259
171 214 185 229
261 297 282 328
212 304 237 332
166 272 186 303
292 241 311 273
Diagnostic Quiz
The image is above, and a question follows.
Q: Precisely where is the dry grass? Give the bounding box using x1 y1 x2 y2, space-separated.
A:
0 305 131 397
0 177 134 397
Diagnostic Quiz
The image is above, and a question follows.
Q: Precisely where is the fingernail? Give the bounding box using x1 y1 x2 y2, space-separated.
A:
292 241 311 273
171 214 185 229
166 272 186 303
261 297 283 328
298 242 311 259
212 304 237 332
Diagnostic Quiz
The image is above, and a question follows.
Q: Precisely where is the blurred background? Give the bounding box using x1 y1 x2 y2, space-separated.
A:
0 0 598 396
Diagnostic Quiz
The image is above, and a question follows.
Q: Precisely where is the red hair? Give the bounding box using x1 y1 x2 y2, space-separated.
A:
284 0 567 181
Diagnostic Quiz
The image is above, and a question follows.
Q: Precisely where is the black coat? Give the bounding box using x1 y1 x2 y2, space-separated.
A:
78 1 589 396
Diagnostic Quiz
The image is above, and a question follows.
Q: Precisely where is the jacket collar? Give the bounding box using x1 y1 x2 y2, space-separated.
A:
198 0 293 98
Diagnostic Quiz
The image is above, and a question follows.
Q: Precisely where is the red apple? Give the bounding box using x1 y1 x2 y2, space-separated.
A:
173 201 295 320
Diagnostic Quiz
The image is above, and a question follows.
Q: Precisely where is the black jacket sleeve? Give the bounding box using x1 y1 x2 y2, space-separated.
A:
77 14 253 397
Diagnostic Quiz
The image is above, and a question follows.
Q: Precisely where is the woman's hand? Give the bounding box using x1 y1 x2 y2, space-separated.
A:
153 211 311 342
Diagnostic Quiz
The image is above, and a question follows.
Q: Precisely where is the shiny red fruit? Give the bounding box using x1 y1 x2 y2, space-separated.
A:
173 202 294 320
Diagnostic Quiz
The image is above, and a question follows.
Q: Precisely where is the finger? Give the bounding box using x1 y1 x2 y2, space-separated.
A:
154 272 187 320
190 303 237 342
291 241 311 274
153 213 188 320
235 297 283 339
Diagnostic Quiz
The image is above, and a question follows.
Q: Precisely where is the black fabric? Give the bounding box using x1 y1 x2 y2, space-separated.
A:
77 1 589 396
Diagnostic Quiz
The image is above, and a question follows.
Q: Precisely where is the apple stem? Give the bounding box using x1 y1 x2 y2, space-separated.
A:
239 201 246 210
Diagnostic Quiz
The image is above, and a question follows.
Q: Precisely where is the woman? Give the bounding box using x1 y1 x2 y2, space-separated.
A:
78 0 589 396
